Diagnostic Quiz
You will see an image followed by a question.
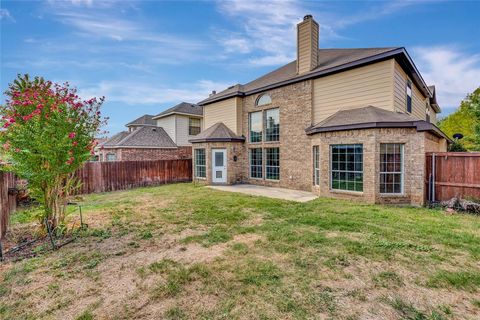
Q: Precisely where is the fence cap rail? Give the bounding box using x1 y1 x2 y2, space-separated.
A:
426 152 480 157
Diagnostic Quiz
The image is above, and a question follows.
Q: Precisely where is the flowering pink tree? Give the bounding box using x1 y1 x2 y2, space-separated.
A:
0 75 106 229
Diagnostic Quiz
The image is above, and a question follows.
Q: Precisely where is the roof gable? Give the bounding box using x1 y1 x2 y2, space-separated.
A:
103 126 177 148
126 114 156 127
189 122 245 143
153 102 203 119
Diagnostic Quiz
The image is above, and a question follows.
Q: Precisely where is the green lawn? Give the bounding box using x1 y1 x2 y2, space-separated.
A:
1 183 479 320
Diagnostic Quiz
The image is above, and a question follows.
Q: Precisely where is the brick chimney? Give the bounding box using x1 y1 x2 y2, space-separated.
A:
297 14 319 74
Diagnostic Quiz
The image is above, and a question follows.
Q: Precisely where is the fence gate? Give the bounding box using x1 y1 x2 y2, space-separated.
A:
425 152 480 203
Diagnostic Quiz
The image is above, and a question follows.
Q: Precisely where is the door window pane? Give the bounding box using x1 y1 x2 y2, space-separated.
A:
214 151 224 166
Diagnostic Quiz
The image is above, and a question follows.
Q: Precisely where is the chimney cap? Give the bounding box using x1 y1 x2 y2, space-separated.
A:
303 14 313 20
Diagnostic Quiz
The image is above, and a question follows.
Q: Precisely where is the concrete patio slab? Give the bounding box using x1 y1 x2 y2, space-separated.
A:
207 184 317 202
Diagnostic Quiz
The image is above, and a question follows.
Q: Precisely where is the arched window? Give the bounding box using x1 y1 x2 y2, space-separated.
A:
256 94 272 107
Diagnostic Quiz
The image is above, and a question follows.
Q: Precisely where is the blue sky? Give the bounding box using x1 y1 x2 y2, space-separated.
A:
1 0 479 135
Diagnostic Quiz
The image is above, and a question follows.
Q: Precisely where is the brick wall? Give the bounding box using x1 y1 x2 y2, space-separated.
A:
99 146 191 161
310 128 442 206
192 142 246 185
241 80 313 191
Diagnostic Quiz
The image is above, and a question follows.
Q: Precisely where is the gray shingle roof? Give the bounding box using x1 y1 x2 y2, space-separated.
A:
126 114 156 127
153 102 203 119
305 106 450 141
199 48 402 105
189 122 245 143
103 131 130 147
103 126 177 148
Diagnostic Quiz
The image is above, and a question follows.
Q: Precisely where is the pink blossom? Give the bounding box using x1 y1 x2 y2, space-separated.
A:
72 141 78 146
68 132 76 139
2 142 10 150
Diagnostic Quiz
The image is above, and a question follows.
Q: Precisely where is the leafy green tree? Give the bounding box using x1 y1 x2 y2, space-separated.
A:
0 74 106 230
439 87 480 151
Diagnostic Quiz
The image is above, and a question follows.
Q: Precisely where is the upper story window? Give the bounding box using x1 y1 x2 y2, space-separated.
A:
256 94 272 107
265 108 280 142
249 111 263 143
406 80 412 113
189 118 201 135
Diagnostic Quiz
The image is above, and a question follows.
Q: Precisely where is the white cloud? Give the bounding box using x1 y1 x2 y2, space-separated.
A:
78 79 233 105
0 9 15 22
215 0 421 66
412 46 480 112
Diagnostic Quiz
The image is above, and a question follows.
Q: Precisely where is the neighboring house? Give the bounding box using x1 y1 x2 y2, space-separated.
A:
190 15 449 206
99 114 191 161
152 102 203 146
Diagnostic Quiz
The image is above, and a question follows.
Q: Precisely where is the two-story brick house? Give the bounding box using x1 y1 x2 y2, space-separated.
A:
190 15 449 206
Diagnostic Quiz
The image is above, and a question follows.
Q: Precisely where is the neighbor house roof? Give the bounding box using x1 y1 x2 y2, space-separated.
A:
305 106 450 141
126 114 156 127
189 122 245 143
428 85 441 113
102 126 177 149
199 47 435 107
153 102 203 119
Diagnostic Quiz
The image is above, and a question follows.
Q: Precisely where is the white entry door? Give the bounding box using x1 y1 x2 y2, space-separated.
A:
212 149 227 183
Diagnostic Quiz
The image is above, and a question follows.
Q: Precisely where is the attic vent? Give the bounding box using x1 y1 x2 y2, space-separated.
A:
152 128 157 132
227 85 235 89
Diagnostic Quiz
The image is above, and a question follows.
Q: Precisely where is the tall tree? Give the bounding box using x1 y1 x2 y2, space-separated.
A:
0 74 106 230
438 87 480 151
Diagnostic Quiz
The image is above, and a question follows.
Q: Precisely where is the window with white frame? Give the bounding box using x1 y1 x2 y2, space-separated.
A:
265 147 280 180
406 80 412 113
256 94 272 107
313 145 320 186
330 144 363 192
189 118 201 135
106 153 116 161
265 108 280 142
194 148 206 178
249 111 263 143
249 148 263 179
380 144 404 194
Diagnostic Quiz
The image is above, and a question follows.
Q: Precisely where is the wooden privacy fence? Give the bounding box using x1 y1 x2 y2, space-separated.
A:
426 152 480 202
75 159 192 194
0 171 17 239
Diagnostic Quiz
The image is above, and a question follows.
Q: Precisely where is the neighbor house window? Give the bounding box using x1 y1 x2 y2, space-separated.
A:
313 145 320 186
330 144 363 192
256 94 272 107
380 144 404 194
265 108 280 142
249 111 263 143
194 148 206 178
106 153 116 161
406 80 412 113
265 147 280 180
189 118 201 135
249 148 263 179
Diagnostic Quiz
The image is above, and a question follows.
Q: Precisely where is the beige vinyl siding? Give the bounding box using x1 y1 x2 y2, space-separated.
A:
203 97 242 134
175 115 202 146
297 19 318 74
156 115 176 144
393 61 428 120
312 60 394 124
